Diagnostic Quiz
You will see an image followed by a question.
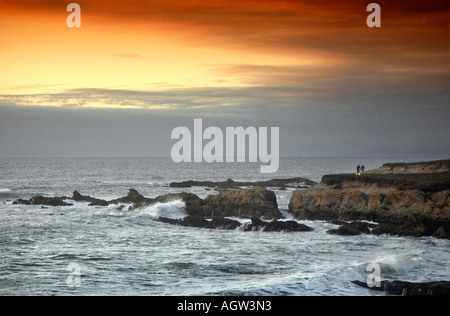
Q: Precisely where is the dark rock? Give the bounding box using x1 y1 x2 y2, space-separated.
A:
242 216 313 232
159 217 180 225
181 215 209 228
205 217 241 230
159 215 209 228
264 220 313 232
30 196 73 207
243 216 266 231
72 190 89 202
148 188 282 219
170 177 316 189
110 189 150 205
88 199 110 207
14 196 73 206
13 199 31 205
160 215 241 230
151 192 206 215
371 223 397 236
203 187 282 219
72 190 110 207
351 280 384 292
327 222 377 236
433 225 449 238
352 280 450 296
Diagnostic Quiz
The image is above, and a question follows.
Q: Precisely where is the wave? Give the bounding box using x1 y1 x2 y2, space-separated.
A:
0 188 11 194
141 199 187 220
354 253 426 282
376 254 425 278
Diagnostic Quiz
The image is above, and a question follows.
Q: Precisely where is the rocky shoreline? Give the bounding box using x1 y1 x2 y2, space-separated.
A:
13 186 314 232
12 159 450 238
289 160 450 239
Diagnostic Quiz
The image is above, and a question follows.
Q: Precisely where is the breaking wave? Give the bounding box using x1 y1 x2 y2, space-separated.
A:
141 199 187 220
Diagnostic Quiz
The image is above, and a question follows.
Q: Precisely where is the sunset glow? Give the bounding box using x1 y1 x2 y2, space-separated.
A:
1 0 448 157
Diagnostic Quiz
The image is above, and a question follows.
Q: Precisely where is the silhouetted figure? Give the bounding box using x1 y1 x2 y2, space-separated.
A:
356 165 361 176
361 165 366 174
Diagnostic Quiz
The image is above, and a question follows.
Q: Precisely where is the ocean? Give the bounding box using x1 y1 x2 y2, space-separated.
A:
0 157 449 296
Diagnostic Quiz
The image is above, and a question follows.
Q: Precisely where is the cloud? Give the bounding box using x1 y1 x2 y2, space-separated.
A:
4 1 447 56
1 1 448 157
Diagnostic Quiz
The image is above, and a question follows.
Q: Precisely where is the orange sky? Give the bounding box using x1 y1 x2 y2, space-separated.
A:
0 0 449 158
0 0 448 108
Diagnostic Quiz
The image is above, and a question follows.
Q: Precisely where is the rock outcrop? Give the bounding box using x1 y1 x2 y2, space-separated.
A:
366 159 450 175
202 187 282 219
13 187 283 220
352 280 450 296
110 189 151 205
170 177 316 189
289 171 450 238
13 195 73 207
139 187 282 219
327 221 377 236
72 191 109 206
159 216 241 230
242 216 313 232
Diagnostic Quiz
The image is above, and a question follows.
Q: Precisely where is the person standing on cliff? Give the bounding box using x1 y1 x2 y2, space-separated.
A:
356 165 361 176
361 165 365 174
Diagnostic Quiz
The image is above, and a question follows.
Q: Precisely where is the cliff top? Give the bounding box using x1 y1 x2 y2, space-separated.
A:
321 172 450 193
367 159 450 174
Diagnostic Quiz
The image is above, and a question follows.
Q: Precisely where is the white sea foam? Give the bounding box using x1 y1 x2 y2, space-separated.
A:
374 254 426 279
0 188 11 193
141 199 187 220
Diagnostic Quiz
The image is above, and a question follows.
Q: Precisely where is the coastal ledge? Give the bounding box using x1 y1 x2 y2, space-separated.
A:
352 280 450 296
366 159 450 175
289 160 450 239
169 177 316 189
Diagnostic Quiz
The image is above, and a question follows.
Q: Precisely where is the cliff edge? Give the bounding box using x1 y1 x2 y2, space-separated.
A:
289 160 450 238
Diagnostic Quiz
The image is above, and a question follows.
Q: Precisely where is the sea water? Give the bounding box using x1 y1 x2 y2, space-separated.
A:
0 157 449 296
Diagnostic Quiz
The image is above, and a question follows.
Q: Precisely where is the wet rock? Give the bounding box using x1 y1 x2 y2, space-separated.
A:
149 192 206 215
352 280 450 296
178 215 209 228
327 222 377 236
205 217 241 230
14 196 73 206
159 216 240 230
242 216 313 232
72 190 91 202
110 189 150 206
29 196 73 207
159 215 209 228
203 187 282 219
13 199 31 205
88 199 110 207
72 191 110 206
170 177 316 189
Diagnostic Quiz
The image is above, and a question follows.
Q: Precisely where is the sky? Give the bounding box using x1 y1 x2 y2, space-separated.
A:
0 0 449 158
